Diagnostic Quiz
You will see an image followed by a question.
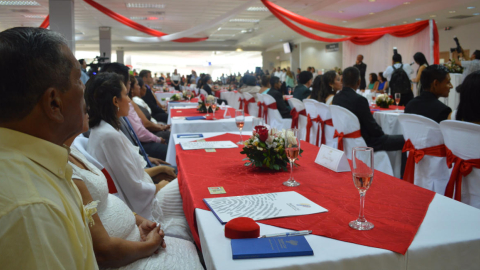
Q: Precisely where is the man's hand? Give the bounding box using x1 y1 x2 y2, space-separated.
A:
161 166 177 178
159 124 170 131
148 156 171 166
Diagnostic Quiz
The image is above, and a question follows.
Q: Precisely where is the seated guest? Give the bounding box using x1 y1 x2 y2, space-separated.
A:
405 65 452 123
259 75 270 94
456 70 480 124
65 113 203 269
311 71 342 105
0 27 96 268
85 73 193 241
367 73 379 91
267 76 292 119
377 72 388 93
239 74 260 99
293 71 313 101
132 76 157 123
333 67 405 152
309 75 323 101
139 69 169 123
202 75 228 105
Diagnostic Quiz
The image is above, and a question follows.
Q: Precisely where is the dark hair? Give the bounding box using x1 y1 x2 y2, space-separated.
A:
473 50 480 60
136 76 145 88
244 75 257 86
319 71 337 103
456 71 480 122
202 74 212 85
100 63 129 85
261 75 270 87
369 73 378 83
310 75 323 102
270 76 280 90
378 72 386 82
128 74 136 98
79 59 86 65
393 53 402 63
298 71 313 84
342 67 360 88
419 65 449 91
85 72 125 130
139 69 151 79
0 27 72 122
413 52 429 67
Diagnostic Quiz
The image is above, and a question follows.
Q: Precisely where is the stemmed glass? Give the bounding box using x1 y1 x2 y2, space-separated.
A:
252 117 264 131
371 93 377 108
186 90 192 103
395 93 401 112
211 97 218 119
205 98 212 117
283 128 301 187
349 147 374 231
235 109 245 145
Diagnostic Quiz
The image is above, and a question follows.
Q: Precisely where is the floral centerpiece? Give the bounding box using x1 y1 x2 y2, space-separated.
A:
240 126 302 171
443 61 464 74
170 93 181 101
163 86 169 92
197 94 219 113
375 93 394 109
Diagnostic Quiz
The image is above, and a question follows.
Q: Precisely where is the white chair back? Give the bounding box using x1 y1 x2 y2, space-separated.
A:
398 114 450 193
330 105 393 176
303 99 321 145
262 94 292 131
243 92 259 118
440 120 480 209
287 98 307 141
199 89 208 98
316 102 337 148
451 110 457 120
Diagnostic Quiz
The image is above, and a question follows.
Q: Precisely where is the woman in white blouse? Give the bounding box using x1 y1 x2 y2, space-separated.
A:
85 72 192 242
171 69 181 91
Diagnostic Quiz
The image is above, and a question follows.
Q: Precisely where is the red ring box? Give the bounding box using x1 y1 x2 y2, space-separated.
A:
225 217 260 239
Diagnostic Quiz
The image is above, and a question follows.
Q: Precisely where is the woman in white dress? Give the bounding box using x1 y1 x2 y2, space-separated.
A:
65 111 203 269
85 73 192 242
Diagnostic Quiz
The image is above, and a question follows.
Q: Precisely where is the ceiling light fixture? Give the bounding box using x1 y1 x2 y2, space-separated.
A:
229 19 260 23
430 15 436 17
210 34 235 37
369 12 375 15
473 13 480 16
415 18 422 21
23 14 46 18
369 0 376 2
342 21 348 23
449 10 456 13
247 6 268 11
403 2 410 4
338 10 344 13
0 1 39 5
467 7 475 10
236 48 243 52
130 16 159 20
126 3 165 9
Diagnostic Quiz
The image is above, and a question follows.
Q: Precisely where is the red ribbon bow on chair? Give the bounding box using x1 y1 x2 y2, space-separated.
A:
333 129 362 151
290 108 306 129
257 101 264 118
402 139 447 184
243 97 255 115
306 114 334 146
263 103 278 124
444 147 480 201
238 97 244 110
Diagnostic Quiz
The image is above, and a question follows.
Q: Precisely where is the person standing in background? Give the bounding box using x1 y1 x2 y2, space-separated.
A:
79 59 90 85
171 69 181 91
354 54 367 90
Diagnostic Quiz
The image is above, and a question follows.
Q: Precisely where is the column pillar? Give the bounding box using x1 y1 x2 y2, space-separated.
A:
49 0 75 53
116 48 124 64
99 27 111 63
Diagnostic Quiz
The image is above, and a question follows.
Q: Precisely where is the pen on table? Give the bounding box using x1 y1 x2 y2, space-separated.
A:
259 230 312 238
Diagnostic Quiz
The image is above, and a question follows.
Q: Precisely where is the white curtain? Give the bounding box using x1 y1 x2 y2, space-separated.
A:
342 26 432 93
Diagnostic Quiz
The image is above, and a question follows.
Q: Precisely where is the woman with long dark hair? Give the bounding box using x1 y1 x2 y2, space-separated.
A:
367 73 379 91
456 70 480 124
377 72 388 93
310 71 342 105
412 52 429 92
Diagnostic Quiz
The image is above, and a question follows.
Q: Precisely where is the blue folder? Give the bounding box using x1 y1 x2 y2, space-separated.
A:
231 236 313 259
185 116 206 120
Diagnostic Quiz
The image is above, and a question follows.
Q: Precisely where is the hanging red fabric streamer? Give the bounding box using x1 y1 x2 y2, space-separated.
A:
83 0 207 43
39 15 49 29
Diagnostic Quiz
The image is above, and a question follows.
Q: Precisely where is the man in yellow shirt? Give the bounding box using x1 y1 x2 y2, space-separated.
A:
0 27 97 269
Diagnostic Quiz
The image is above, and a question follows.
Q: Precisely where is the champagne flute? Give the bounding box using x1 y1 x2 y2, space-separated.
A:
395 93 401 112
235 109 245 145
349 147 374 231
211 97 218 119
252 117 264 131
205 99 211 117
186 90 192 103
283 128 300 187
371 94 376 108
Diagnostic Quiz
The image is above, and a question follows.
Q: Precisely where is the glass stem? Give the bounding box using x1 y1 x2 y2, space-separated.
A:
289 161 293 181
357 192 366 222
239 129 243 142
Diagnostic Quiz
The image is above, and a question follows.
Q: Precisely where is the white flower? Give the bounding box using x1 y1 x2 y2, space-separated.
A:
84 200 99 227
206 95 215 101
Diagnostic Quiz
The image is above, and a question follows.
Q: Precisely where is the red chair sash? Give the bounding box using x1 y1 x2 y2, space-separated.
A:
333 129 362 151
257 101 263 118
401 139 446 184
238 97 244 110
101 168 118 194
445 147 480 201
263 103 277 124
305 114 333 146
243 97 255 115
290 108 306 129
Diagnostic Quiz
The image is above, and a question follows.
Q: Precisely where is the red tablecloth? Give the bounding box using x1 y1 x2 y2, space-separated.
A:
176 133 435 255
169 98 199 103
370 105 405 114
171 108 248 119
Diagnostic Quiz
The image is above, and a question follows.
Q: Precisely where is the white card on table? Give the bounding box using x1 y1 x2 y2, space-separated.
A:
180 141 238 150
315 144 351 172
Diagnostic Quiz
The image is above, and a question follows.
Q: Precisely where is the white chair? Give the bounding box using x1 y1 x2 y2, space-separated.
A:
287 97 307 141
199 89 208 98
440 120 480 209
256 93 265 119
451 110 457 120
303 99 321 146
398 114 450 193
316 102 337 148
330 105 394 176
242 92 259 118
261 94 292 130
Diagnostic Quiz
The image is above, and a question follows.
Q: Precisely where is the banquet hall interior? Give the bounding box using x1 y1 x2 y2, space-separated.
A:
1 0 480 269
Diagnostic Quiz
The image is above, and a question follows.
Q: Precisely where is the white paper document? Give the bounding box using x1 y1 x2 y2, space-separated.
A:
203 191 328 224
180 141 238 150
315 144 351 172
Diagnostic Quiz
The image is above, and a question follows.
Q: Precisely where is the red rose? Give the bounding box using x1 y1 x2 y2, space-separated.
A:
255 126 268 142
200 94 205 102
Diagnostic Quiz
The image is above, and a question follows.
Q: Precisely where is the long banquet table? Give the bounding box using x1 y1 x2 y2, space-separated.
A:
174 132 480 270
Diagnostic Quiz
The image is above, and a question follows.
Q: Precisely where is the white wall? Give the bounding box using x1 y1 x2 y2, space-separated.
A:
438 21 480 57
300 42 343 72
262 50 290 71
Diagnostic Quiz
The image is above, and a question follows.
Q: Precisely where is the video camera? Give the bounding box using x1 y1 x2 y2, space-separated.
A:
450 36 462 53
87 54 110 77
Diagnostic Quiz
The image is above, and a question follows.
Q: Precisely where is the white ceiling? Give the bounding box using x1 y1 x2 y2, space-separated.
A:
0 0 479 52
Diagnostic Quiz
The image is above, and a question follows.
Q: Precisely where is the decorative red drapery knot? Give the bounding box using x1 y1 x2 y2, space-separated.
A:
257 101 263 118
333 129 362 152
290 108 306 129
401 139 447 184
243 97 255 115
444 147 480 202
263 103 277 124
305 114 333 146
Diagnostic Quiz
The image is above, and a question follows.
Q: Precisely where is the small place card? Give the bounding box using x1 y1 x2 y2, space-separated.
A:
205 148 216 152
208 187 226 194
315 145 351 172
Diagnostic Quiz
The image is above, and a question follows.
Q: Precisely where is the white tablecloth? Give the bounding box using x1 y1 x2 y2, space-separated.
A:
220 91 242 110
155 92 182 106
167 102 198 113
196 194 480 270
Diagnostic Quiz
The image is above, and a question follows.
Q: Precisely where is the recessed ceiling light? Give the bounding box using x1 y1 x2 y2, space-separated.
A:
474 13 480 15
338 10 344 13
126 3 165 9
23 14 46 18
0 1 39 5
236 48 243 52
403 21 408 23
130 16 148 20
247 6 268 11
229 19 260 23
342 21 348 23
210 34 235 37
449 10 456 13
218 27 245 30
415 18 422 21
467 7 475 10
369 0 376 2
391 24 396 26
403 2 410 4
369 12 375 15
430 15 436 17
279 39 283 41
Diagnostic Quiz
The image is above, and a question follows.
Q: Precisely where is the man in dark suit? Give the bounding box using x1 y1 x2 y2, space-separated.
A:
140 69 169 123
268 76 291 119
353 54 367 90
292 71 313 101
332 67 405 153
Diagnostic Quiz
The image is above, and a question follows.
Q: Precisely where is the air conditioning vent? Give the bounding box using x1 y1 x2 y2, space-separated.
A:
448 15 474 19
